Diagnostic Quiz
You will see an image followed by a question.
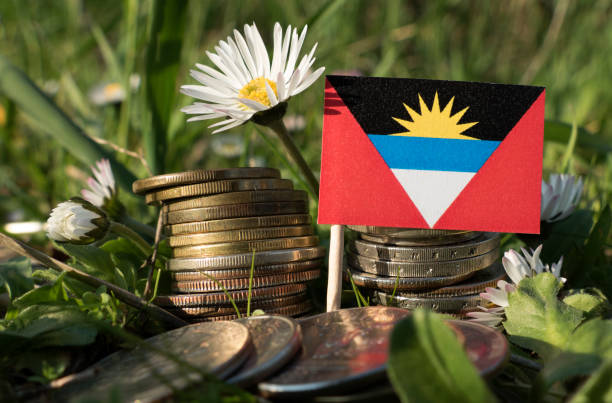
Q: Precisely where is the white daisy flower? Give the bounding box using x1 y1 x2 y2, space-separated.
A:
541 173 583 223
81 159 116 208
89 74 141 106
47 198 109 244
469 245 564 327
180 22 325 133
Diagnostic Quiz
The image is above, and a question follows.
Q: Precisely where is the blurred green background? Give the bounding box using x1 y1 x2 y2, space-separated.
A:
0 0 610 239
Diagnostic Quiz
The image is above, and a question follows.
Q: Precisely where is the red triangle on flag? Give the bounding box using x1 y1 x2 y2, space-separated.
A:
318 79 428 227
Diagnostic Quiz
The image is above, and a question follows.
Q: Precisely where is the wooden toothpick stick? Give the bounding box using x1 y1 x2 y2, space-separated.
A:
326 224 344 311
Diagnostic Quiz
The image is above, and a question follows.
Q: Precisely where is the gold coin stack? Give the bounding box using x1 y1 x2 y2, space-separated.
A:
344 227 504 317
132 168 323 322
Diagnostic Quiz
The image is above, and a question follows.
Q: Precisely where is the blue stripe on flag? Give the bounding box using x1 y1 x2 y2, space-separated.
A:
367 135 501 172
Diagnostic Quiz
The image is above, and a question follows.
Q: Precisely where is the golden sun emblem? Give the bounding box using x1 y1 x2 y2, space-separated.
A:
392 92 478 140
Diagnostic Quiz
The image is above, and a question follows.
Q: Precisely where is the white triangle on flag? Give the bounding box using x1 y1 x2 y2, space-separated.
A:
391 169 475 228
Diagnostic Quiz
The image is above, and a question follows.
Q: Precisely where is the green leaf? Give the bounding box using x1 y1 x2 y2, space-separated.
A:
16 350 71 381
533 351 602 401
60 243 115 281
12 273 69 309
568 318 612 360
504 273 583 361
563 290 609 318
387 309 495 403
0 257 34 299
0 55 137 190
101 238 147 262
569 359 612 403
582 205 611 267
143 0 187 174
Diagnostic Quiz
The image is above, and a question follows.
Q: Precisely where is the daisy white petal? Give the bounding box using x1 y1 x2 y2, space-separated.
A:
541 174 583 223
238 97 268 111
294 66 326 95
481 286 509 307
265 81 279 106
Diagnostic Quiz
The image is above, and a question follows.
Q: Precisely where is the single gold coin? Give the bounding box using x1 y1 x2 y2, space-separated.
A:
164 201 308 224
145 178 293 203
166 214 312 235
167 247 326 271
133 167 280 194
154 283 308 307
170 259 323 281
166 190 308 212
166 293 308 316
169 225 314 247
171 270 321 293
172 236 320 258
186 301 313 322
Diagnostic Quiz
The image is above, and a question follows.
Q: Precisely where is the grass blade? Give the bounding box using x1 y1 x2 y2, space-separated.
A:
0 55 137 191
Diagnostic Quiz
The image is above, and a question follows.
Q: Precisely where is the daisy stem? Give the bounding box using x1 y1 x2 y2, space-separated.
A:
110 221 152 257
265 119 319 199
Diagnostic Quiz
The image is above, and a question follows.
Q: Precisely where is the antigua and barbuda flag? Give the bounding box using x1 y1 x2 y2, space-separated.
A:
318 75 545 233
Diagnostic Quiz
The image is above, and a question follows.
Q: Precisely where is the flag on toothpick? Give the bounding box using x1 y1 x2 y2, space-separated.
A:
318 75 545 233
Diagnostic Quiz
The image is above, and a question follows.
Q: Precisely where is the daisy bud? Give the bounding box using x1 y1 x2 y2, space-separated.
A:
46 198 109 244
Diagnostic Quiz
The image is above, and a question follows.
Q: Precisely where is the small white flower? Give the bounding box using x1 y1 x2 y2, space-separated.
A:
47 199 109 244
180 22 325 133
89 82 126 105
81 159 116 207
211 133 244 158
466 306 505 327
541 174 583 223
470 245 564 328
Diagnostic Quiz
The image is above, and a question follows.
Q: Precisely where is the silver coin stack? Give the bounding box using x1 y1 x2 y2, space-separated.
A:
344 226 504 317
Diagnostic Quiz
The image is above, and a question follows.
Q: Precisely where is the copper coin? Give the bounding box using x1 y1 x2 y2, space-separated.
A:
171 260 323 280
258 306 411 398
350 233 499 262
164 201 309 224
165 189 308 211
154 283 307 307
392 263 506 297
171 270 321 293
187 301 313 322
346 247 499 278
167 293 308 316
168 225 314 247
166 214 312 235
172 236 320 258
228 315 303 388
145 178 293 203
446 320 509 377
54 321 251 403
132 167 280 194
372 291 487 313
167 247 326 271
345 267 474 292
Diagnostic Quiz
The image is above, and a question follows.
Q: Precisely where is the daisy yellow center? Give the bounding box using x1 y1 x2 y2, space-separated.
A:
104 83 122 97
238 77 278 108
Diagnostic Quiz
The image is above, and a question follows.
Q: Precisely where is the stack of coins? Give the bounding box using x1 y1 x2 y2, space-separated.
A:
132 168 323 322
344 227 504 317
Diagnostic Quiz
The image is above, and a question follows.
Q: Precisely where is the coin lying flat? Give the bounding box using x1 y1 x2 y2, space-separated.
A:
154 283 307 307
350 233 499 262
346 247 499 278
171 259 323 280
345 267 475 291
167 247 326 271
188 301 313 322
372 290 487 313
54 321 251 403
166 214 312 235
228 315 303 388
172 236 320 258
258 306 411 398
392 263 505 297
447 320 509 377
169 225 314 247
165 190 308 212
145 178 293 203
133 167 280 194
171 270 321 293
164 201 309 224
167 293 308 316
